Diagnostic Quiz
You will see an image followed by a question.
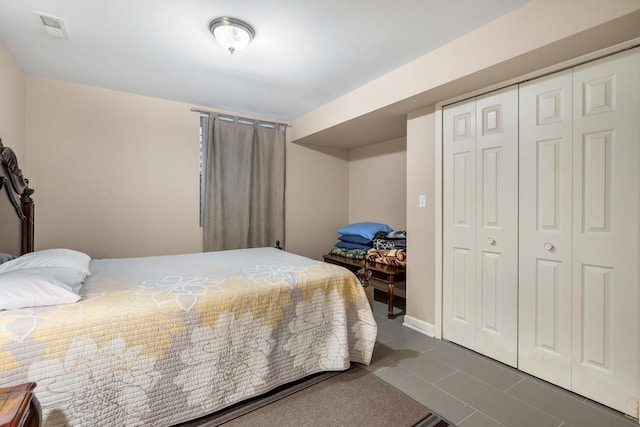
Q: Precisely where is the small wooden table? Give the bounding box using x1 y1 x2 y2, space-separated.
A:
323 254 406 318
0 382 41 427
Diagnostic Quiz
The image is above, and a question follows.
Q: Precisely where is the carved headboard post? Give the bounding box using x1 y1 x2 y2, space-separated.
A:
0 138 35 254
21 186 35 253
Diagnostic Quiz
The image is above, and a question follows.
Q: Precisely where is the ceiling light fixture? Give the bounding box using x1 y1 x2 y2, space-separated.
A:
209 17 255 55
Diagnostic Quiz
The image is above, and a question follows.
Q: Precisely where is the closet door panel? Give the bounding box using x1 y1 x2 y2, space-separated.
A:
571 49 639 418
443 101 477 348
474 87 519 367
518 70 573 387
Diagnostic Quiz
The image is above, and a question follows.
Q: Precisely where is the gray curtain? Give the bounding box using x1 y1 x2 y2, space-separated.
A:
203 114 286 251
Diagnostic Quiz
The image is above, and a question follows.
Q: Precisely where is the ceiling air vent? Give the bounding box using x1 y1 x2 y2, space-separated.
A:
34 11 69 39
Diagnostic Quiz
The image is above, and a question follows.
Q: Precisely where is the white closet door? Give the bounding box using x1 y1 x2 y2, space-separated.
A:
443 87 519 367
518 70 573 387
571 49 639 417
443 100 477 349
474 87 519 367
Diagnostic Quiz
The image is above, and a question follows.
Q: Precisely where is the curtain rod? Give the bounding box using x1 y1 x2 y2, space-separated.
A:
190 107 291 127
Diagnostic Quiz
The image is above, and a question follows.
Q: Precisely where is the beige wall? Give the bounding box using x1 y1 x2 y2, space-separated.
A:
348 137 406 230
406 108 436 326
19 76 348 260
0 44 25 161
25 77 203 258
285 143 349 259
0 43 26 254
286 137 407 260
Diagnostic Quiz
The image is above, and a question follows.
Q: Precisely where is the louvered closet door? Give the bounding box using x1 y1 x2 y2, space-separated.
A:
571 49 639 417
443 99 477 349
474 87 518 367
443 87 518 367
518 70 573 388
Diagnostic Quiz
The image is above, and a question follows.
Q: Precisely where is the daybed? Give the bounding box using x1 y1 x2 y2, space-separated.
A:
0 140 377 426
327 222 407 318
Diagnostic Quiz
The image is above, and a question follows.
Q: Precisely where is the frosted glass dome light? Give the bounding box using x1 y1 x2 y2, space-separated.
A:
210 17 255 55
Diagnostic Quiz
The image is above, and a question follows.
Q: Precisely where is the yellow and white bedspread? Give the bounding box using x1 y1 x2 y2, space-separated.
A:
0 248 377 426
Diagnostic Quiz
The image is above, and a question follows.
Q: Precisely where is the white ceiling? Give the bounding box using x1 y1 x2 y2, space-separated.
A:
0 0 529 122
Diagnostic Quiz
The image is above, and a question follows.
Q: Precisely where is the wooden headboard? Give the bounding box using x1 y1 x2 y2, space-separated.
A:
0 138 34 254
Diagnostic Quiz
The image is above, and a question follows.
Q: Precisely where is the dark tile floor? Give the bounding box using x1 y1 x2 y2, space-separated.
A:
366 298 637 427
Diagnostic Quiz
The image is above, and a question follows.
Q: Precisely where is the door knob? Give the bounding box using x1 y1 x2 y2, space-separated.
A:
544 243 554 251
487 238 496 246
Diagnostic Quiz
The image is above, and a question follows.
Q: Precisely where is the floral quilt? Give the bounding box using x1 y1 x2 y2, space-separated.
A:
0 248 377 426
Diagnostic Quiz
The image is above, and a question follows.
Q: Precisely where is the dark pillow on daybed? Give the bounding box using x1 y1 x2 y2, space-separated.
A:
0 253 17 265
338 234 372 245
335 241 372 251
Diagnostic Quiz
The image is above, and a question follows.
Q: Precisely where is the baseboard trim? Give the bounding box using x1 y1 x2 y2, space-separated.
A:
402 315 436 337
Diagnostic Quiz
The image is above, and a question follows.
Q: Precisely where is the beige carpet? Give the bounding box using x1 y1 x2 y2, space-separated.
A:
176 366 451 427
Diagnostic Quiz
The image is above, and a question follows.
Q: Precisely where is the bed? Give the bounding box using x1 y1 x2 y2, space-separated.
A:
0 140 377 426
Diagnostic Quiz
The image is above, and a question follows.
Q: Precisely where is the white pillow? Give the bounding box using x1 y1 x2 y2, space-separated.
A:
0 249 91 276
0 267 83 310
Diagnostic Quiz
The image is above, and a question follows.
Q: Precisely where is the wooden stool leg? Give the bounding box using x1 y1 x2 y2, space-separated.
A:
387 283 396 319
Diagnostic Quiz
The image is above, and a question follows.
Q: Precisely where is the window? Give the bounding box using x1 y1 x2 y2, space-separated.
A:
198 113 285 228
